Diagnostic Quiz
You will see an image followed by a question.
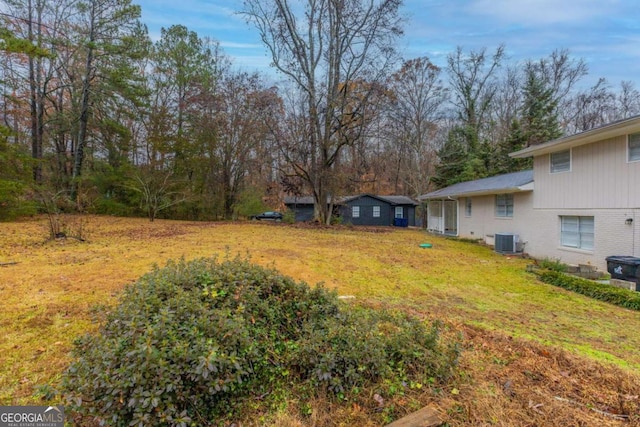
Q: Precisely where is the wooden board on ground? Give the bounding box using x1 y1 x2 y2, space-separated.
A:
385 405 442 427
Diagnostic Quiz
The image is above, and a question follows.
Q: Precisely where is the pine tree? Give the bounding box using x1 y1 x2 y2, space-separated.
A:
71 0 145 200
521 68 563 147
431 126 472 188
492 119 533 174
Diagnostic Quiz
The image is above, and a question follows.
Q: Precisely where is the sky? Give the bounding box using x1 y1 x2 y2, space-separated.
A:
134 0 640 89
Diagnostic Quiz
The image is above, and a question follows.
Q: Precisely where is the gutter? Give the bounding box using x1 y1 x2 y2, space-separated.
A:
419 184 533 200
510 115 640 158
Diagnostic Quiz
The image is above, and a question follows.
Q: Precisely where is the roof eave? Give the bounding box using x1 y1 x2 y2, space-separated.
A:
419 184 533 200
510 116 640 158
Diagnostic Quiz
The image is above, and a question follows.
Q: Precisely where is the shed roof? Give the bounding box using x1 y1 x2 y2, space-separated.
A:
342 194 418 206
284 194 418 206
284 196 316 205
418 170 534 200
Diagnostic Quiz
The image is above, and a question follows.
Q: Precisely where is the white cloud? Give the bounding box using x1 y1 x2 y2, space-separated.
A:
468 0 619 25
220 41 263 49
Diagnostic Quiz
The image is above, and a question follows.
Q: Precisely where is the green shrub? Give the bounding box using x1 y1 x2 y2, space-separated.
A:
62 256 459 426
0 180 37 221
330 215 343 225
90 197 134 216
538 270 640 311
0 128 36 220
291 308 456 394
537 257 567 273
282 208 296 224
233 187 266 219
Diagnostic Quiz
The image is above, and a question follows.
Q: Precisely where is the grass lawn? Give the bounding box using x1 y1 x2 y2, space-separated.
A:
1 215 639 425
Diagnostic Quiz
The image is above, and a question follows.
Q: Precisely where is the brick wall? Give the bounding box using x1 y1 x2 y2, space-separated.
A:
458 192 639 271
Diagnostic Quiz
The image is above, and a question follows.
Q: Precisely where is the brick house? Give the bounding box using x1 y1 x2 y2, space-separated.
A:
419 115 640 271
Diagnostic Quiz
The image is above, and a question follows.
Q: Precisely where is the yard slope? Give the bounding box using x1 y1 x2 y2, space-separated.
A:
0 216 639 425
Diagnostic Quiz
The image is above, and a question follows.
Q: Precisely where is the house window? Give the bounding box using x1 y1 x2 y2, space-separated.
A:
352 206 360 218
560 216 594 250
465 198 472 216
395 206 403 218
550 149 571 173
372 206 381 218
495 194 513 218
629 133 640 162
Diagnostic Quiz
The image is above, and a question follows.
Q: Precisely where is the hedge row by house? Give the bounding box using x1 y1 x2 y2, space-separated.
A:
537 270 640 311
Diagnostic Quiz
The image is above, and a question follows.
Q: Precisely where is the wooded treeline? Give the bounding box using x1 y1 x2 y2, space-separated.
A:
2 0 639 222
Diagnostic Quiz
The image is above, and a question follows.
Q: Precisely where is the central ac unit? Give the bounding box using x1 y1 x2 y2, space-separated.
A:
495 233 519 253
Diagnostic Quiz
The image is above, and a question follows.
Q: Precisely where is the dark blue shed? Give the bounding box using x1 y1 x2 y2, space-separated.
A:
340 194 417 227
283 196 317 222
284 194 417 226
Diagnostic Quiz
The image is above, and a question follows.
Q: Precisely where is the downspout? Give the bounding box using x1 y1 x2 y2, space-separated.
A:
634 209 638 257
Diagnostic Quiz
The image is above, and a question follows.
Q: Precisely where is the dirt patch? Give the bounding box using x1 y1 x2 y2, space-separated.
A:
112 223 190 240
438 324 640 426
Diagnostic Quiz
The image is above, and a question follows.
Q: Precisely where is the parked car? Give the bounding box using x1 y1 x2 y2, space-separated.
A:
250 211 283 221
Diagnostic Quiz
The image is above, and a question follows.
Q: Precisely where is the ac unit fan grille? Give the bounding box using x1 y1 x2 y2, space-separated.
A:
495 233 518 253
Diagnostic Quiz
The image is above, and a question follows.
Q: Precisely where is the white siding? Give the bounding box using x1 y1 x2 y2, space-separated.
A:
448 130 640 271
534 135 640 209
525 133 640 270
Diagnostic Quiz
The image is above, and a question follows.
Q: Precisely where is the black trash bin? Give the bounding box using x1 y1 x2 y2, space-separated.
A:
606 256 640 284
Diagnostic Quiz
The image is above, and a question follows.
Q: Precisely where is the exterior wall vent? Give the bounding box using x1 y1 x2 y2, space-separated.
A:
495 233 519 254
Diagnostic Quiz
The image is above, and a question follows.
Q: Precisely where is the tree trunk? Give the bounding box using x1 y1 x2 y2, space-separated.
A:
27 0 43 183
71 1 96 200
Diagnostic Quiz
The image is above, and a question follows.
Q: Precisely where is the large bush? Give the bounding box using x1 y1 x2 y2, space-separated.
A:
62 256 459 426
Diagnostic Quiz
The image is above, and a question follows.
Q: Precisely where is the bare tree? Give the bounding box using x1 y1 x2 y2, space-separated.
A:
616 80 640 119
527 49 588 130
242 0 403 224
431 46 505 186
564 78 615 133
385 57 447 195
528 49 587 103
487 64 523 145
2 0 71 183
127 167 189 222
447 45 505 145
209 71 281 218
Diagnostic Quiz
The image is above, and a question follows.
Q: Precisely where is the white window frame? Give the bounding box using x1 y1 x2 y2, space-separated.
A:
372 205 381 218
352 206 360 218
550 149 571 173
629 133 640 162
560 216 594 251
395 206 403 219
495 194 514 218
465 197 472 217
